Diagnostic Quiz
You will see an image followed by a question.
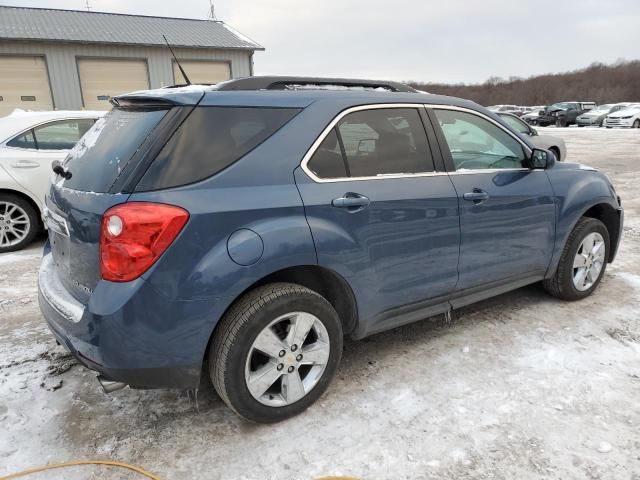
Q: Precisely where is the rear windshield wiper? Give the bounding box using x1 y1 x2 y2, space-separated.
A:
52 160 72 180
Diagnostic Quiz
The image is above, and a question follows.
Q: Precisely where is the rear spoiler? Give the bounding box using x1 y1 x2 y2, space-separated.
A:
112 87 206 108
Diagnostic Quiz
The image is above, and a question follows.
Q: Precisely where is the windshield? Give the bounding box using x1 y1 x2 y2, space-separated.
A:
59 107 168 192
550 103 574 110
590 104 611 113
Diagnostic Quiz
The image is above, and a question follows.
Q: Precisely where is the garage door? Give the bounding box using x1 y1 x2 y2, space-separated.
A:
0 56 53 116
78 58 149 110
173 61 230 85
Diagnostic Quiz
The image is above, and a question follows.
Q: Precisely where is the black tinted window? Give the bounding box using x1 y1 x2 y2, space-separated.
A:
61 108 168 192
336 108 432 177
137 107 301 190
34 119 96 150
7 130 36 149
307 129 347 179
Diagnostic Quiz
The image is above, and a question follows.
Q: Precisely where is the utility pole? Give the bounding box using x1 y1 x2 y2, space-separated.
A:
85 0 92 12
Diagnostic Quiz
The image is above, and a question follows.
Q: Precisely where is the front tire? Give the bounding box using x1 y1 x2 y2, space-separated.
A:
543 217 609 301
209 283 343 423
0 194 40 253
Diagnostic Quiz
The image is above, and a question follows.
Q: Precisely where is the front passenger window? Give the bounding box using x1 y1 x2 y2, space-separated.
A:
434 109 526 171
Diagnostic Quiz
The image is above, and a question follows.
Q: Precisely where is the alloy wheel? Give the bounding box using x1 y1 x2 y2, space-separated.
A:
0 201 31 248
572 232 606 291
244 311 330 407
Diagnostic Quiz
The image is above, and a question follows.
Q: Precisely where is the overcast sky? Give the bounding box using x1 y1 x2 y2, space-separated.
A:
3 0 640 83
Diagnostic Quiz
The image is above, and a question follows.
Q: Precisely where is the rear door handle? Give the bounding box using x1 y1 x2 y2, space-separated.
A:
332 193 370 212
463 189 489 203
11 160 40 169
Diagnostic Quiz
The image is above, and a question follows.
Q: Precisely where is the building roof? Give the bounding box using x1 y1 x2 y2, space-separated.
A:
0 5 263 51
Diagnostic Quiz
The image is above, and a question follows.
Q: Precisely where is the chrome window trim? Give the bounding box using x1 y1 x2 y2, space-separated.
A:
300 103 534 183
300 103 439 184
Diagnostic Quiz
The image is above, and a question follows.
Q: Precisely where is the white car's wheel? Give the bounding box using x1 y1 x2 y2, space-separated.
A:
0 194 40 253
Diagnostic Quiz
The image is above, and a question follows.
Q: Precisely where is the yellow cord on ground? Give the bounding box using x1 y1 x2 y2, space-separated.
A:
0 460 161 480
0 460 362 480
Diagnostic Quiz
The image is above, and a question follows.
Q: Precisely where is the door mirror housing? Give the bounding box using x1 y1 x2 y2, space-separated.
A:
529 148 555 169
529 127 538 136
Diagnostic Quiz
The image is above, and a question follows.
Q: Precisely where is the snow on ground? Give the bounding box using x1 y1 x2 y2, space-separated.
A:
0 128 639 479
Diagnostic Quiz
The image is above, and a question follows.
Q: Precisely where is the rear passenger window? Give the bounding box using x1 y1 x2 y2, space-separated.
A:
307 108 433 179
34 119 96 150
137 107 301 190
307 129 347 179
7 130 36 149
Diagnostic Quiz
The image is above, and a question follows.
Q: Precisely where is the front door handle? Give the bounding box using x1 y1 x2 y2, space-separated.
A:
332 193 370 212
11 160 40 169
463 189 489 203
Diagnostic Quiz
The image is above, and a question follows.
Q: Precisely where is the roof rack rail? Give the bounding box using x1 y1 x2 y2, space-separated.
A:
214 76 417 93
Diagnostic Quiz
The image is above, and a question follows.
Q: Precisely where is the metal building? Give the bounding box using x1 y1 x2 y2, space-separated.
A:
0 5 263 115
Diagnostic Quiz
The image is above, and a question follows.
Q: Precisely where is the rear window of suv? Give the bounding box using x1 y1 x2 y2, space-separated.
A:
61 108 168 192
136 107 301 191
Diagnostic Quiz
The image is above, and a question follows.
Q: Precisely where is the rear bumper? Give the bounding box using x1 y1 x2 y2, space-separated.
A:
38 248 231 389
576 118 600 126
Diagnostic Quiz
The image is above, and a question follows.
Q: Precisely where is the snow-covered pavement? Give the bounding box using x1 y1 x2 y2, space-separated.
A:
1 127 639 479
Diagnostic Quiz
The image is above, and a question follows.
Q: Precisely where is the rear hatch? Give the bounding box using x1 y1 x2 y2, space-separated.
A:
45 92 201 302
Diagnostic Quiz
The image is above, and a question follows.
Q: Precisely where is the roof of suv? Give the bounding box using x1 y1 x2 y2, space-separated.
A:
116 76 480 111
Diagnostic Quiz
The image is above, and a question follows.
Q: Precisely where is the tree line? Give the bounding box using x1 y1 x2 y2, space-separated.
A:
408 60 640 107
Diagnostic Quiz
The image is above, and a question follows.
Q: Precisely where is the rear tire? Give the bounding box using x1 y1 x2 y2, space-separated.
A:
209 283 343 423
543 217 609 301
0 194 40 253
633 119 640 129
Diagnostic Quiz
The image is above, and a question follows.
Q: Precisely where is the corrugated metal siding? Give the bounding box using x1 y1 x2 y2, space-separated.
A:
0 6 263 50
0 41 252 110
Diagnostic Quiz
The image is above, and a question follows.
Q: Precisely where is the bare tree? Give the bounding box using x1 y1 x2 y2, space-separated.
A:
409 60 640 106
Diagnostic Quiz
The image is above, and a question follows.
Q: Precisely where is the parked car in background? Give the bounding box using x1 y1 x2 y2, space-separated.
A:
488 105 525 116
576 103 633 127
537 102 596 127
603 104 640 128
38 77 622 423
496 112 566 161
0 110 102 252
522 106 545 125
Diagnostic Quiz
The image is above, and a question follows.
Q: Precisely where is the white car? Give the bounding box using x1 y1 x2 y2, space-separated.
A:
0 110 103 252
496 112 567 161
603 104 640 128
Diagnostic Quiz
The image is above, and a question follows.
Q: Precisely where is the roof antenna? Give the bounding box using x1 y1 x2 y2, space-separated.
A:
163 35 191 85
208 0 217 20
85 0 92 11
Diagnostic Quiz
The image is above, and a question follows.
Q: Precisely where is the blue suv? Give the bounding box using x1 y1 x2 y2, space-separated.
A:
39 77 623 423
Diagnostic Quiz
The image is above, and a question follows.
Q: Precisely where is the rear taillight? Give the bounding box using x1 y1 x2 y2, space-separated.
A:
100 202 189 282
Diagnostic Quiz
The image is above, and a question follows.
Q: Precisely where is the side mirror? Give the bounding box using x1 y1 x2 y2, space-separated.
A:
529 148 555 169
529 128 538 136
